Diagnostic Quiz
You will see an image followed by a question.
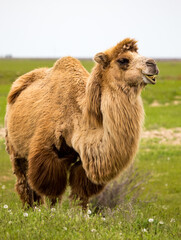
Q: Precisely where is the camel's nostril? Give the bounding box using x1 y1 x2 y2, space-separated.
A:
155 67 159 75
146 59 156 67
146 59 159 75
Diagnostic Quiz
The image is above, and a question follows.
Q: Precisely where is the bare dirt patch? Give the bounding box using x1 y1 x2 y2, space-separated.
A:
175 96 181 100
150 100 181 107
142 127 181 145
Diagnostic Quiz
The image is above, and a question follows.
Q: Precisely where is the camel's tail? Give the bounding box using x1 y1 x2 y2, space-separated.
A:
7 68 48 104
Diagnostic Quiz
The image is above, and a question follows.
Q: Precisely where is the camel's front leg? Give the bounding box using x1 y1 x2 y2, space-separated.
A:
69 161 105 210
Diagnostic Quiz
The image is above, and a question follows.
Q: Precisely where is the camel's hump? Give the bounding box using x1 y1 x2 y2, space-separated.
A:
7 68 48 104
52 57 89 76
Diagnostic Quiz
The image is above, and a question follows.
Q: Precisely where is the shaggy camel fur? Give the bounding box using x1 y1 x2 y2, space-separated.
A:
5 38 159 208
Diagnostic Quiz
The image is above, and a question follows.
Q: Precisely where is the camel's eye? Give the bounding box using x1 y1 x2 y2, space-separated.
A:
117 58 129 65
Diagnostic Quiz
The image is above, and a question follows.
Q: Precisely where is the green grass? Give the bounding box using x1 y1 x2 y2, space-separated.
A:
142 77 181 129
0 203 179 240
138 140 181 210
0 59 181 239
0 59 55 84
144 104 181 129
157 61 181 79
142 79 181 105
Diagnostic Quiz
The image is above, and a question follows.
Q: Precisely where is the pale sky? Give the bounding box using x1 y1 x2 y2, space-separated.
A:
0 0 181 58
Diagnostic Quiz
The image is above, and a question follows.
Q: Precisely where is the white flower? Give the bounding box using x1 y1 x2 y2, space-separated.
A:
170 218 175 223
142 228 148 233
102 217 106 221
159 221 164 225
165 184 168 187
2 185 5 190
63 227 67 231
51 208 56 212
8 221 12 224
91 229 96 232
4 205 8 209
23 212 28 217
34 207 41 212
87 209 92 215
8 210 12 214
162 205 168 210
148 218 154 223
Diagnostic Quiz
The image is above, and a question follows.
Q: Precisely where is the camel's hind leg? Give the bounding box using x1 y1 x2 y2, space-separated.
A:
28 145 68 201
28 136 78 207
11 156 43 207
69 161 105 210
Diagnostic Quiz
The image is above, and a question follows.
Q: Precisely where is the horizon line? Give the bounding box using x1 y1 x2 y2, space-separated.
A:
1 56 181 62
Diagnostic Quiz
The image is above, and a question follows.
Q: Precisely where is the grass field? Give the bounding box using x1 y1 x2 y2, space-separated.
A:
0 59 181 239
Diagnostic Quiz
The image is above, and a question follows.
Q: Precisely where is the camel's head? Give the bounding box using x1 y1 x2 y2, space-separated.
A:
94 38 159 88
86 38 159 127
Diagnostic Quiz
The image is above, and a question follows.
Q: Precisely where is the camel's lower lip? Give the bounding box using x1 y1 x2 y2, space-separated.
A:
143 74 156 84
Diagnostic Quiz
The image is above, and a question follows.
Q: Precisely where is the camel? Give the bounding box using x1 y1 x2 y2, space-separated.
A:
5 38 159 208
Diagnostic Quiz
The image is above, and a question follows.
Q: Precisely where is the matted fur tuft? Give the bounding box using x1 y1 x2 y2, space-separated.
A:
106 38 138 60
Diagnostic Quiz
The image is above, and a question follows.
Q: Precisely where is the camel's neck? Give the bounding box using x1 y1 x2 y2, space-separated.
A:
102 89 144 161
72 70 144 185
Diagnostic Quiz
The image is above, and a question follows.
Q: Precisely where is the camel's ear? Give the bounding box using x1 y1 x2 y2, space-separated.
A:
94 52 109 68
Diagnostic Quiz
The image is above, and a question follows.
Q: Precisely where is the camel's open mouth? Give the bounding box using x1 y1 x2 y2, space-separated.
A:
143 74 157 85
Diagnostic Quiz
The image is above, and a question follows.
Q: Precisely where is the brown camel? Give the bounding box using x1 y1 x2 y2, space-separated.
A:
5 38 159 208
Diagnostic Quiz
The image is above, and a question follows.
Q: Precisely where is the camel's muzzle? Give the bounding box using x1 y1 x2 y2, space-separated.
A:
142 59 159 84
